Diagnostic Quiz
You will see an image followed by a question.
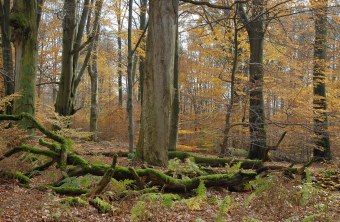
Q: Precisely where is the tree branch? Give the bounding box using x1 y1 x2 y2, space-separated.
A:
180 0 248 10
132 20 149 56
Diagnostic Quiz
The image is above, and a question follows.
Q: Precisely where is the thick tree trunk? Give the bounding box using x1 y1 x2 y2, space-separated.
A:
55 0 102 116
248 30 267 160
137 0 178 166
55 0 77 116
169 13 180 151
312 0 331 160
11 0 39 125
238 1 267 160
0 0 14 114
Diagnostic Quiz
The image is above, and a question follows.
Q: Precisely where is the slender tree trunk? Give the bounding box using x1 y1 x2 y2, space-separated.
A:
220 13 239 155
55 0 102 116
137 0 178 166
11 0 39 125
117 4 123 107
169 9 180 151
0 0 14 114
88 30 99 142
138 0 147 103
312 0 331 160
127 0 134 153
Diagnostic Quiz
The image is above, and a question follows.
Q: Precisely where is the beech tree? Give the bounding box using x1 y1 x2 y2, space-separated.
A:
138 0 147 103
137 0 178 165
238 1 267 160
55 0 103 116
0 0 14 114
10 0 43 125
311 0 331 160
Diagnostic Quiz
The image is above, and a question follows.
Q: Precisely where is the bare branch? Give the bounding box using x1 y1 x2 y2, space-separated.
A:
180 0 248 10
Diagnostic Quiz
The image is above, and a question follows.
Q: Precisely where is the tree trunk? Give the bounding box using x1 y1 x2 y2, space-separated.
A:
220 14 238 155
55 0 77 116
88 27 100 141
311 0 331 160
238 1 267 160
169 10 180 151
55 0 102 116
248 30 266 160
127 0 134 153
0 0 14 114
137 0 178 166
117 1 123 107
138 0 147 103
11 0 39 126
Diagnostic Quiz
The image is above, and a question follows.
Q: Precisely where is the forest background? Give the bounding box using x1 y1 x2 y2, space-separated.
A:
0 0 339 163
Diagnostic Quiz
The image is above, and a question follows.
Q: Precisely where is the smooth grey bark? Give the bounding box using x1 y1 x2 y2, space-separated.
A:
312 0 331 160
138 0 147 103
127 0 134 153
88 26 100 141
55 0 102 116
0 0 14 114
169 8 180 151
117 0 123 107
73 0 91 74
238 1 267 160
55 0 77 116
137 0 178 166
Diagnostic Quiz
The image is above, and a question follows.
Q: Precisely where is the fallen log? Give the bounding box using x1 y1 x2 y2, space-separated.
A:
0 113 308 196
169 151 263 169
80 150 263 169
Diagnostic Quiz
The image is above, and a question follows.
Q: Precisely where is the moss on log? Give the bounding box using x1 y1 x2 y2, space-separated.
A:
0 171 31 185
135 167 256 191
60 197 88 206
0 145 57 161
49 186 88 195
67 153 89 167
87 154 117 197
169 151 263 169
0 113 73 174
0 113 70 144
61 162 256 192
39 139 61 151
90 197 112 213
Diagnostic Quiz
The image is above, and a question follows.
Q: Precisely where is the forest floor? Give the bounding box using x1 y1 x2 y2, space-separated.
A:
0 140 339 222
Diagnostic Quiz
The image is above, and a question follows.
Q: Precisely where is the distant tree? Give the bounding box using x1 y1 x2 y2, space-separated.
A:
127 0 134 152
114 0 124 107
311 0 331 160
88 25 100 141
137 0 178 165
55 0 103 116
